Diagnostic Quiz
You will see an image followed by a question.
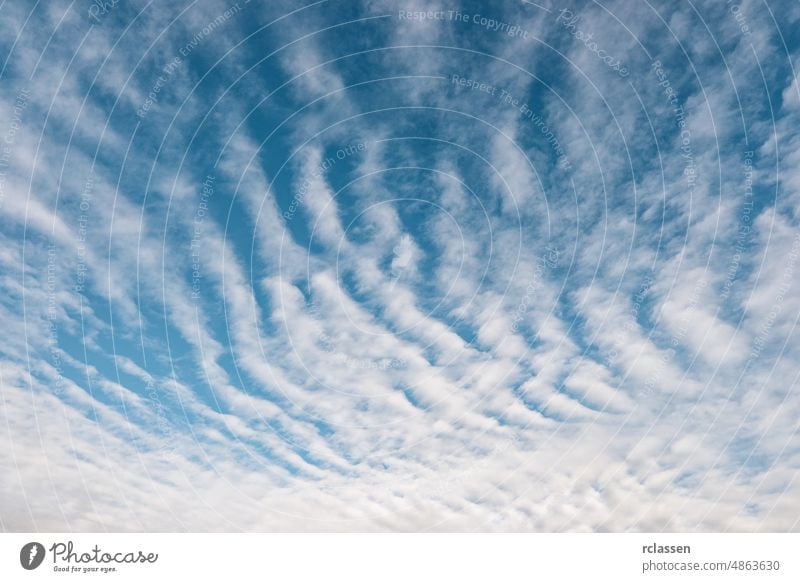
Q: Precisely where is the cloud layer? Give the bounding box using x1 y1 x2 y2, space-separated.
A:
1 0 799 531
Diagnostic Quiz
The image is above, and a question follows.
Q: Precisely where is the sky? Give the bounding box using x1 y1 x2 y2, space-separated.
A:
0 0 799 532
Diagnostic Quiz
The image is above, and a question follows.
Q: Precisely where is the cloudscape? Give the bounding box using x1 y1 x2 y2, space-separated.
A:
1 0 799 532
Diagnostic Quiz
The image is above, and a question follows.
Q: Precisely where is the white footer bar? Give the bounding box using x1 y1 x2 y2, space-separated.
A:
1 533 797 581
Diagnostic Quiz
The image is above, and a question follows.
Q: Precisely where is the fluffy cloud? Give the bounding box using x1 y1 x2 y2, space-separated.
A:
1 0 798 532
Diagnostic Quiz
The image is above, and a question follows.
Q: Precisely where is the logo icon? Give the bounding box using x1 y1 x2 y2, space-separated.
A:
20 542 45 570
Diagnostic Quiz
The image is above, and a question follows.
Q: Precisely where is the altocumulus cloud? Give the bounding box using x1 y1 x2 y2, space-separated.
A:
0 0 799 532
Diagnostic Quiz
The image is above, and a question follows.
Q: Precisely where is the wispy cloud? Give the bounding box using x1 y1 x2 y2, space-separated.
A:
1 0 799 532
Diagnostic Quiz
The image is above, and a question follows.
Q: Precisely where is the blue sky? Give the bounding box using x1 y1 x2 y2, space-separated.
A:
1 0 799 531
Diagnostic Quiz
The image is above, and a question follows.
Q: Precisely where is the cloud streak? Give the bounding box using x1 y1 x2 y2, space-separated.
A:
1 0 799 532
